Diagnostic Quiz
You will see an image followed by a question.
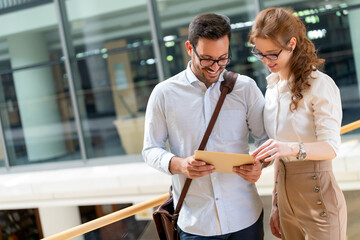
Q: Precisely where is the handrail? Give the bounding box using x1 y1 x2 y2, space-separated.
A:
42 193 169 240
340 120 360 135
42 120 360 240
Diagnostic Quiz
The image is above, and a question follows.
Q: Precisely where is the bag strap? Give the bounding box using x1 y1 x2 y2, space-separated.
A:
172 71 238 222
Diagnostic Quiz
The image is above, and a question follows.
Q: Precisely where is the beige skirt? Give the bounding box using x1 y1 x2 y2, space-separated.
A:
276 159 347 240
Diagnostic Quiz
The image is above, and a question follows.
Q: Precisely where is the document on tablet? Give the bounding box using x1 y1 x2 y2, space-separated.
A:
194 150 254 173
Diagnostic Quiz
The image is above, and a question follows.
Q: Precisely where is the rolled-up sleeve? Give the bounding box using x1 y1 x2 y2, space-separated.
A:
142 85 174 175
311 75 342 155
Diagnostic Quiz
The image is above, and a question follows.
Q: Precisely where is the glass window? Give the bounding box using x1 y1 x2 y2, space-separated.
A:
0 2 80 166
0 143 4 167
64 0 156 159
0 209 43 239
156 0 265 83
262 0 360 9
0 64 81 166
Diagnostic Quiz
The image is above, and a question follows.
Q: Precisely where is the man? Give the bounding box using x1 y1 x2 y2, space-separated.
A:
142 13 267 239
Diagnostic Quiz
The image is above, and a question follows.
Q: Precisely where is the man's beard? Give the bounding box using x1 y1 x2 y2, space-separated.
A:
191 62 223 84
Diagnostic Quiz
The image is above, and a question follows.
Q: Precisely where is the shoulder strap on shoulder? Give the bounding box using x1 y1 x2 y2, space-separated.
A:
221 71 238 94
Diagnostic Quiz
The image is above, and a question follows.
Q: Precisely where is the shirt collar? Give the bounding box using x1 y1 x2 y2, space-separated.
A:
185 61 225 87
266 72 294 90
266 72 280 89
185 61 199 85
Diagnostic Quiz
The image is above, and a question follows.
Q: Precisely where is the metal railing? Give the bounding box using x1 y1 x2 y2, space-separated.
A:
42 120 360 240
42 193 169 240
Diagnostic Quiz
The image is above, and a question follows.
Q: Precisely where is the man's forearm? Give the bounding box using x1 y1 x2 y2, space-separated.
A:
142 146 175 174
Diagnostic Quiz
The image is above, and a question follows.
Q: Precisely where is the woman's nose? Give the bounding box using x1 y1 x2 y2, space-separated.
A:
261 57 270 65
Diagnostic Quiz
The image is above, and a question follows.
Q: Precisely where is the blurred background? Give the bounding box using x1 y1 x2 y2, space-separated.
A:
0 0 359 239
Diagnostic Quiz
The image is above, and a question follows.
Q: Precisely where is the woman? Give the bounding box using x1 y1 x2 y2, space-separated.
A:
249 7 347 240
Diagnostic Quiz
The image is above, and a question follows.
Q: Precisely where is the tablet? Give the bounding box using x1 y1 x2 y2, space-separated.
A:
194 150 254 173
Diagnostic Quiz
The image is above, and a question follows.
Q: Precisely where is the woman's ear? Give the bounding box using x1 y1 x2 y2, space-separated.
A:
185 41 192 56
289 37 297 51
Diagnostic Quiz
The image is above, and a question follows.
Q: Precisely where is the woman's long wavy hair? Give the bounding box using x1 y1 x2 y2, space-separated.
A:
249 8 324 111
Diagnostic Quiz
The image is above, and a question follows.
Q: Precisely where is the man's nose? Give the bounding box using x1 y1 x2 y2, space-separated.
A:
209 62 221 71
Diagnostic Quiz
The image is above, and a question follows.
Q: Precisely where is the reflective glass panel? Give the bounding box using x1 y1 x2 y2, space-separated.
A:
263 0 360 9
0 2 63 69
0 143 4 167
65 0 156 159
0 2 81 166
0 64 81 166
156 0 264 83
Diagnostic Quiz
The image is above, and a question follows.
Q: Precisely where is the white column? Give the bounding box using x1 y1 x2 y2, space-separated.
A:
8 32 67 161
38 206 84 240
349 8 360 102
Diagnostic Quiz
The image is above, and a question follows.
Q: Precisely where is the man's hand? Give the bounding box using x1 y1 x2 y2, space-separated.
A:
232 161 262 182
169 155 215 179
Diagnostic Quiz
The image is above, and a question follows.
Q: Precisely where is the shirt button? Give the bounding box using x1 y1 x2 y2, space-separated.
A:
316 200 322 205
314 186 320 193
215 198 219 201
320 211 327 217
312 174 318 180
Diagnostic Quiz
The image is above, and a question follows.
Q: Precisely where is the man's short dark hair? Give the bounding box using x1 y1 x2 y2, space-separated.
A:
188 13 231 47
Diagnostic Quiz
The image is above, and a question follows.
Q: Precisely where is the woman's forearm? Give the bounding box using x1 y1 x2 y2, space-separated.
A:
253 139 337 163
302 141 336 160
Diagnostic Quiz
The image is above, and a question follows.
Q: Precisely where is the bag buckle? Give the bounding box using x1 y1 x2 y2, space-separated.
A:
172 213 179 230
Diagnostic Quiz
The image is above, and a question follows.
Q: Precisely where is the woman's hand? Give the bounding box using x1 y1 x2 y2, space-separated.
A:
270 206 281 238
251 139 298 163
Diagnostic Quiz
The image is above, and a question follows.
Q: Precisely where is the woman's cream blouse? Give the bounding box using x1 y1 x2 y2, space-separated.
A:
263 70 342 161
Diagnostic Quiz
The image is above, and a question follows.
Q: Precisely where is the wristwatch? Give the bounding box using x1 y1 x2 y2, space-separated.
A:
297 142 307 161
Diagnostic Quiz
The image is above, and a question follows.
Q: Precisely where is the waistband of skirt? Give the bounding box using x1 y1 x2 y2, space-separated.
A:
279 159 333 174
